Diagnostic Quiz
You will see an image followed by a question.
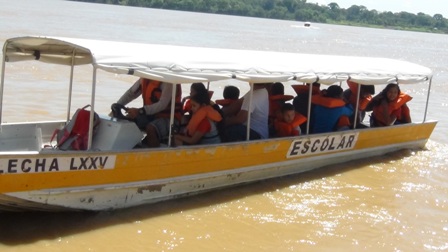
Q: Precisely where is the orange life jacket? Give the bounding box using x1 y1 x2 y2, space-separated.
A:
183 91 214 113
269 94 294 119
372 92 412 126
311 95 346 108
337 115 351 129
347 81 372 110
140 78 182 119
186 105 222 135
274 113 307 137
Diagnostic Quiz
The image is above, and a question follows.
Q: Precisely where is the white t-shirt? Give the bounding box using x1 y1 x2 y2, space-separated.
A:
241 88 269 139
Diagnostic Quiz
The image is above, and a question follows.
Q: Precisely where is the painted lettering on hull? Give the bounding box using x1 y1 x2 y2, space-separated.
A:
287 133 358 158
0 155 116 174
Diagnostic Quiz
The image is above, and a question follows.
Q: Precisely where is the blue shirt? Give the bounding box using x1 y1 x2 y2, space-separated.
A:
311 104 353 133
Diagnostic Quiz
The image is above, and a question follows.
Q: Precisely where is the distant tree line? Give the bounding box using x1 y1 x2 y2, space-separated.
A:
71 0 448 33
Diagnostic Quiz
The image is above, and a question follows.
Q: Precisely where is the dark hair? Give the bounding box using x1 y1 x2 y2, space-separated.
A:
381 83 400 98
281 103 295 113
325 85 343 98
367 83 400 109
271 82 285 96
191 82 207 94
223 85 240 100
190 89 210 105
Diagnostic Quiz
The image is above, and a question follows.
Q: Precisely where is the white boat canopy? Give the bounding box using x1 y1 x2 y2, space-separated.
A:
2 36 432 85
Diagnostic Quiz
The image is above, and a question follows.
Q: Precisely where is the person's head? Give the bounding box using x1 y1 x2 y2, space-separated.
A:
281 103 295 123
325 85 343 98
190 82 207 97
190 90 210 113
271 82 285 96
223 85 240 100
382 83 400 102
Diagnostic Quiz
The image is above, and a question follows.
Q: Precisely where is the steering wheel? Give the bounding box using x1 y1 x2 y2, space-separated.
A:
110 103 130 120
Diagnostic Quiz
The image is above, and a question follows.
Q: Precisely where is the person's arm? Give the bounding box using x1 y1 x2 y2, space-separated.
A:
225 109 248 126
225 91 252 126
175 117 212 145
116 79 142 119
365 94 382 112
401 104 412 123
174 131 206 145
116 79 142 106
143 83 173 115
222 98 243 117
379 100 397 125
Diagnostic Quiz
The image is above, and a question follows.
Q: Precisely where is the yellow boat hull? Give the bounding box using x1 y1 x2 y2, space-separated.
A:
0 121 436 211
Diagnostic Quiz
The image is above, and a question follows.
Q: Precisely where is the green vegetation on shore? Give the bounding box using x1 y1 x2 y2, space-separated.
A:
71 0 448 34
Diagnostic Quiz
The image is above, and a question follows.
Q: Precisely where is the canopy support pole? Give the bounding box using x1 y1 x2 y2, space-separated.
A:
246 82 254 141
0 49 6 128
87 67 98 150
66 49 76 122
305 81 314 135
353 82 361 129
168 83 176 147
423 77 433 122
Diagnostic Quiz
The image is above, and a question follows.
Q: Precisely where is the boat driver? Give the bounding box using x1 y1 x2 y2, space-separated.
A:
113 78 182 148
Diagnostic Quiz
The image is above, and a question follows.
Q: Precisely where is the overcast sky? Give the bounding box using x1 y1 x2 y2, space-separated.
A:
307 0 448 17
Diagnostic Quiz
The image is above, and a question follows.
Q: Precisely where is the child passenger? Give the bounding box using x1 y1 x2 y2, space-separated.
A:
174 90 222 146
268 82 294 125
366 83 412 127
273 103 307 137
216 85 241 117
182 82 212 115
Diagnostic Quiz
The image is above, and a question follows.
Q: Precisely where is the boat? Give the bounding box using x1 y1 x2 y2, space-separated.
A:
304 22 311 27
0 36 437 211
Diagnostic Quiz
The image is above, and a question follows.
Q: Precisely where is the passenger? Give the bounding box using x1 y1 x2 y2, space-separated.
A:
223 83 269 142
216 85 240 106
216 85 242 118
366 83 412 127
113 78 182 148
292 82 321 133
268 82 294 128
174 90 222 146
273 103 307 137
310 85 353 134
182 82 213 115
343 80 375 128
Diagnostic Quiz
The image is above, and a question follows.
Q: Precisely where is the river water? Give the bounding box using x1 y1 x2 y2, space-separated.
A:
0 0 447 251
